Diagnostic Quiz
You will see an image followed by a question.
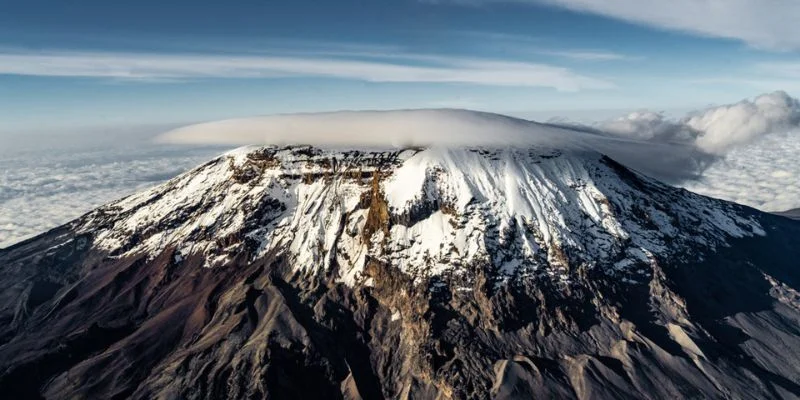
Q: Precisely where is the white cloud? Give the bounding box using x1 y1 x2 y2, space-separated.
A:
0 145 226 248
157 108 710 182
446 0 800 50
681 130 800 212
0 50 613 91
594 111 694 141
540 50 633 61
589 91 800 211
157 109 579 147
595 91 800 154
686 91 800 153
446 31 636 62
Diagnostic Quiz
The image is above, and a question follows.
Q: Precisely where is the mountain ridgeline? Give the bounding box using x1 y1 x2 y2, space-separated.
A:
1 145 799 399
777 208 800 221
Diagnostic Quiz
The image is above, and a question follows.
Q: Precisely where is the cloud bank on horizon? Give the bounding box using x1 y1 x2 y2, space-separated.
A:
594 91 800 154
0 145 225 248
682 130 800 212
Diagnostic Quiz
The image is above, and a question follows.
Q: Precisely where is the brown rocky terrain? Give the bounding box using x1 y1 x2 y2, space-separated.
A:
1 145 799 399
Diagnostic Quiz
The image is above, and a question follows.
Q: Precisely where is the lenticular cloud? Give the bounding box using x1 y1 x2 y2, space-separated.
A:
156 91 800 197
157 108 713 182
158 109 547 148
160 92 800 158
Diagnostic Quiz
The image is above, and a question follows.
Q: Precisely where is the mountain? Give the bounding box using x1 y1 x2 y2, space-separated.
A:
777 208 800 221
1 144 799 399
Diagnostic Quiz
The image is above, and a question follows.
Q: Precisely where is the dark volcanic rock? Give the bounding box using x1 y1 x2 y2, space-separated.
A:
1 146 799 399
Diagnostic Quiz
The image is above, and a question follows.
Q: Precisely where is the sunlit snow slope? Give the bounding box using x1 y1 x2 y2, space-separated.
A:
75 144 762 290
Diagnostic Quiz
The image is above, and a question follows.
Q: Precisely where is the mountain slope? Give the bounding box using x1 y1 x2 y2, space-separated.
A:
1 145 799 399
777 208 800 221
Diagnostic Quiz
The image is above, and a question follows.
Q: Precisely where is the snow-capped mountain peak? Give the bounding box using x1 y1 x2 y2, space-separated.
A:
2 142 799 400
75 145 762 289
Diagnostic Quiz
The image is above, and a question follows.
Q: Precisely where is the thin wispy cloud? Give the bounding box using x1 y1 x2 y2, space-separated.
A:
446 30 635 61
0 49 614 91
541 50 634 61
439 0 800 50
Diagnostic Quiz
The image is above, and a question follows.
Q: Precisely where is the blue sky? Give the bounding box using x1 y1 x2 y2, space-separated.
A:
2 0 800 135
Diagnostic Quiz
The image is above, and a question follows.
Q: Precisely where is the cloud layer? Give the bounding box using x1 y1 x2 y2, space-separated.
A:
681 130 800 212
0 144 225 248
0 50 613 91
